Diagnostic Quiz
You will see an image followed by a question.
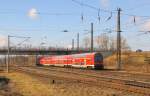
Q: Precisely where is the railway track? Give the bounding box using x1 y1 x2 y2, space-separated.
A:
33 66 150 83
12 66 150 95
28 66 150 88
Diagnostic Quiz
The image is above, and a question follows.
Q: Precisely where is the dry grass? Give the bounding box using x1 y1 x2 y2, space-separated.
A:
0 72 142 96
0 72 53 96
104 52 150 73
0 53 149 96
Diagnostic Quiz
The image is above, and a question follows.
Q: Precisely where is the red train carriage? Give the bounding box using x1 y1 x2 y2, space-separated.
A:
37 52 104 69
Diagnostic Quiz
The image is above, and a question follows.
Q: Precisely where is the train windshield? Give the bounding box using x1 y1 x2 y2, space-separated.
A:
94 53 103 62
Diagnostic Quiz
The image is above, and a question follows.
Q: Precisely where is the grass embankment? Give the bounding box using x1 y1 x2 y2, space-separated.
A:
104 52 150 73
0 72 53 96
0 72 140 96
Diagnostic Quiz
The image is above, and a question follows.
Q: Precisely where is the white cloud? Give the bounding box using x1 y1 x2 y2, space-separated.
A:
0 35 7 47
28 8 39 19
100 0 109 8
142 19 150 31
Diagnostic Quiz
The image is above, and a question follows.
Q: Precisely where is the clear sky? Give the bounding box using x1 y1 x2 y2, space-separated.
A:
0 0 150 51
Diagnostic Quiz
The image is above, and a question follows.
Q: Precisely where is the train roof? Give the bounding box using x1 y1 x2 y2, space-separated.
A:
40 52 103 59
70 52 102 58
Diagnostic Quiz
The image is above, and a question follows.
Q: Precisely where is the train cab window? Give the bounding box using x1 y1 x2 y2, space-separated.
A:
94 53 103 62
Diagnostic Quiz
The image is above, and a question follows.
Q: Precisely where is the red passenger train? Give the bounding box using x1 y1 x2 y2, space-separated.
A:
37 52 104 69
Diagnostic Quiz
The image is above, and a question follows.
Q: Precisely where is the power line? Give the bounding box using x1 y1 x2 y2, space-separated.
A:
72 0 150 18
0 1 149 18
121 13 150 18
122 17 150 29
72 0 115 13
0 11 79 16
124 3 150 11
37 12 79 16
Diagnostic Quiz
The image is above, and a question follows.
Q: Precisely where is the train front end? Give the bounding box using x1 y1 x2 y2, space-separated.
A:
94 53 104 69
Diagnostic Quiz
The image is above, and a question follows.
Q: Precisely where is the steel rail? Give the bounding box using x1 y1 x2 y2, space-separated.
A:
33 66 150 82
12 67 150 95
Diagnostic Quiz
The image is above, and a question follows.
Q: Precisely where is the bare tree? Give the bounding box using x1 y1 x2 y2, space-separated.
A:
82 36 90 49
96 34 109 51
121 37 130 51
109 37 116 51
95 34 130 51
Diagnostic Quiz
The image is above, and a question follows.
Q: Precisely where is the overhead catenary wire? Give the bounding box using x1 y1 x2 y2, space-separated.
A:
106 12 112 21
72 0 115 13
71 0 150 34
81 0 84 22
0 1 149 20
71 0 150 18
122 17 150 30
0 0 149 36
0 11 80 16
97 8 101 23
124 2 150 11
0 1 149 18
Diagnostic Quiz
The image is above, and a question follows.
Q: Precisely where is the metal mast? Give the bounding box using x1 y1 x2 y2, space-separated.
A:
77 33 79 51
91 23 94 52
116 8 122 70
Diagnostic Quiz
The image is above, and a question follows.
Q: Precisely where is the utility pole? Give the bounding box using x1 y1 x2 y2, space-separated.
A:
7 35 10 73
77 33 79 51
116 8 122 70
91 23 94 52
6 35 31 73
72 39 74 50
